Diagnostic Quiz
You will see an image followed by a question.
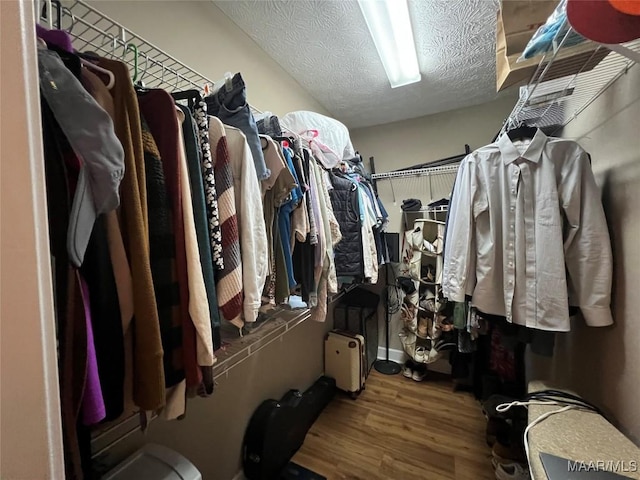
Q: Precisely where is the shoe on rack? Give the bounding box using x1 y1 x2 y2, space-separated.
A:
432 224 445 255
411 364 427 382
400 302 417 333
495 462 530 480
402 360 414 379
414 346 427 363
425 347 441 364
421 239 437 255
421 264 436 283
419 289 437 313
416 313 431 339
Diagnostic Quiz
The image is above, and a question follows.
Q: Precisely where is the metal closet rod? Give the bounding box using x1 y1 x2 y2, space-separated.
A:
370 164 460 180
38 0 263 114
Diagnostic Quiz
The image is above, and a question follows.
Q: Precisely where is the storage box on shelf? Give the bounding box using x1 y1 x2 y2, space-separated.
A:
496 0 608 91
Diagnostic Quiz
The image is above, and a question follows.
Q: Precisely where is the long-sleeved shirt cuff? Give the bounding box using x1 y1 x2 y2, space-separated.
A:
244 303 260 323
581 306 613 327
196 340 215 367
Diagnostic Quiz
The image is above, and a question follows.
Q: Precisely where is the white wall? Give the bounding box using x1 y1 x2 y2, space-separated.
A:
351 93 518 232
89 1 328 117
0 1 65 478
530 65 640 444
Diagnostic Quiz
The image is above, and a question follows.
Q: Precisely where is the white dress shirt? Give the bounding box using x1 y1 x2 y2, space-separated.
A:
443 130 613 331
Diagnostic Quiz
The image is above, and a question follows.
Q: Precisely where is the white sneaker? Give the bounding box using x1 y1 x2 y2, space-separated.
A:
411 368 426 382
495 462 530 480
402 361 413 378
410 363 427 382
414 346 427 363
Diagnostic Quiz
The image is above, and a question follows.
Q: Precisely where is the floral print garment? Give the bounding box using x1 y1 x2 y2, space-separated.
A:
193 99 223 269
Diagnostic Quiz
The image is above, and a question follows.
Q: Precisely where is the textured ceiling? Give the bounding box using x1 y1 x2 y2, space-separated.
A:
214 0 501 129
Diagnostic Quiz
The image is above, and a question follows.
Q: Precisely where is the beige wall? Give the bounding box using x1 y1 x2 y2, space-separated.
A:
351 95 517 355
351 93 518 232
89 1 328 117
530 66 640 444
1 1 65 478
99 314 335 479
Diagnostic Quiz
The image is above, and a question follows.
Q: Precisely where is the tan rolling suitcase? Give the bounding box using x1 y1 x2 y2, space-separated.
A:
324 330 366 398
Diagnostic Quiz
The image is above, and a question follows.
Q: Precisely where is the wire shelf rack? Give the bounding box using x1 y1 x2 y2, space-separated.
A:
36 0 262 113
371 164 459 180
501 20 640 135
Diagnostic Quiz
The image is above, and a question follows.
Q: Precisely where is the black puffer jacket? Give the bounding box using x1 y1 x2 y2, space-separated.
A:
329 172 363 277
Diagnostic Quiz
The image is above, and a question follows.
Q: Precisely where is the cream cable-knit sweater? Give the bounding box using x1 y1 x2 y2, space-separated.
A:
224 125 268 323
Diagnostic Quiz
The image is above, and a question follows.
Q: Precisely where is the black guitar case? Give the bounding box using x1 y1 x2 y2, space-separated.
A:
242 376 336 480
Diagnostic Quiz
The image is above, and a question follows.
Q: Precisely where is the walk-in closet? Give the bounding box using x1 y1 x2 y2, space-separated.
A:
1 1 640 479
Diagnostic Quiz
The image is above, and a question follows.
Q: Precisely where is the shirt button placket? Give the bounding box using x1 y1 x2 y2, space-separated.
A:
507 174 517 322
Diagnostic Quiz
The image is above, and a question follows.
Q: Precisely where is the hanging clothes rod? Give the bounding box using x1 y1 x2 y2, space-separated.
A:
370 164 459 180
38 0 263 115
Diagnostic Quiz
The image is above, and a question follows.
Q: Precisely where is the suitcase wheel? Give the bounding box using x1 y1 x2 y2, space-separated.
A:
350 391 358 400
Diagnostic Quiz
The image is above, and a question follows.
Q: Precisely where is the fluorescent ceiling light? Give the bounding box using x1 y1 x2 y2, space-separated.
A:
358 0 421 88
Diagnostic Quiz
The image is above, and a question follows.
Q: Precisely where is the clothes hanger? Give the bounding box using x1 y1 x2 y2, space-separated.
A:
506 122 538 142
171 88 203 110
134 52 149 89
134 57 155 94
174 70 186 92
121 42 139 83
208 71 234 96
40 0 62 29
73 50 116 89
272 136 296 149
80 57 115 89
40 0 53 28
52 0 61 29
61 5 75 33
281 127 303 144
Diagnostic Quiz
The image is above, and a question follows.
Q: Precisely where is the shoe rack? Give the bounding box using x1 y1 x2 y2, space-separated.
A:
398 208 453 376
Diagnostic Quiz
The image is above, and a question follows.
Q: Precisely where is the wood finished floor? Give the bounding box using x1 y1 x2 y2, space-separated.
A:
292 370 494 480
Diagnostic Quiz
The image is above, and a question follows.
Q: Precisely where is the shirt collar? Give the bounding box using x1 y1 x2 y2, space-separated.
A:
497 129 548 165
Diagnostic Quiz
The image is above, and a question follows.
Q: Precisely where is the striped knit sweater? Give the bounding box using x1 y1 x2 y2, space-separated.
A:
208 116 244 329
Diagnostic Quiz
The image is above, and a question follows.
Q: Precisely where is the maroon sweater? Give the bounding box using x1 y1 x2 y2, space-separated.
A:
138 89 201 389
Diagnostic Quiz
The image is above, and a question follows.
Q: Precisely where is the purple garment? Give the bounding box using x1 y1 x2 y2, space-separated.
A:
36 24 74 53
78 273 106 426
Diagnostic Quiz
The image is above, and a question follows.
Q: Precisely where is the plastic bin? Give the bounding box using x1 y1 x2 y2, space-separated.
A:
102 443 202 480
